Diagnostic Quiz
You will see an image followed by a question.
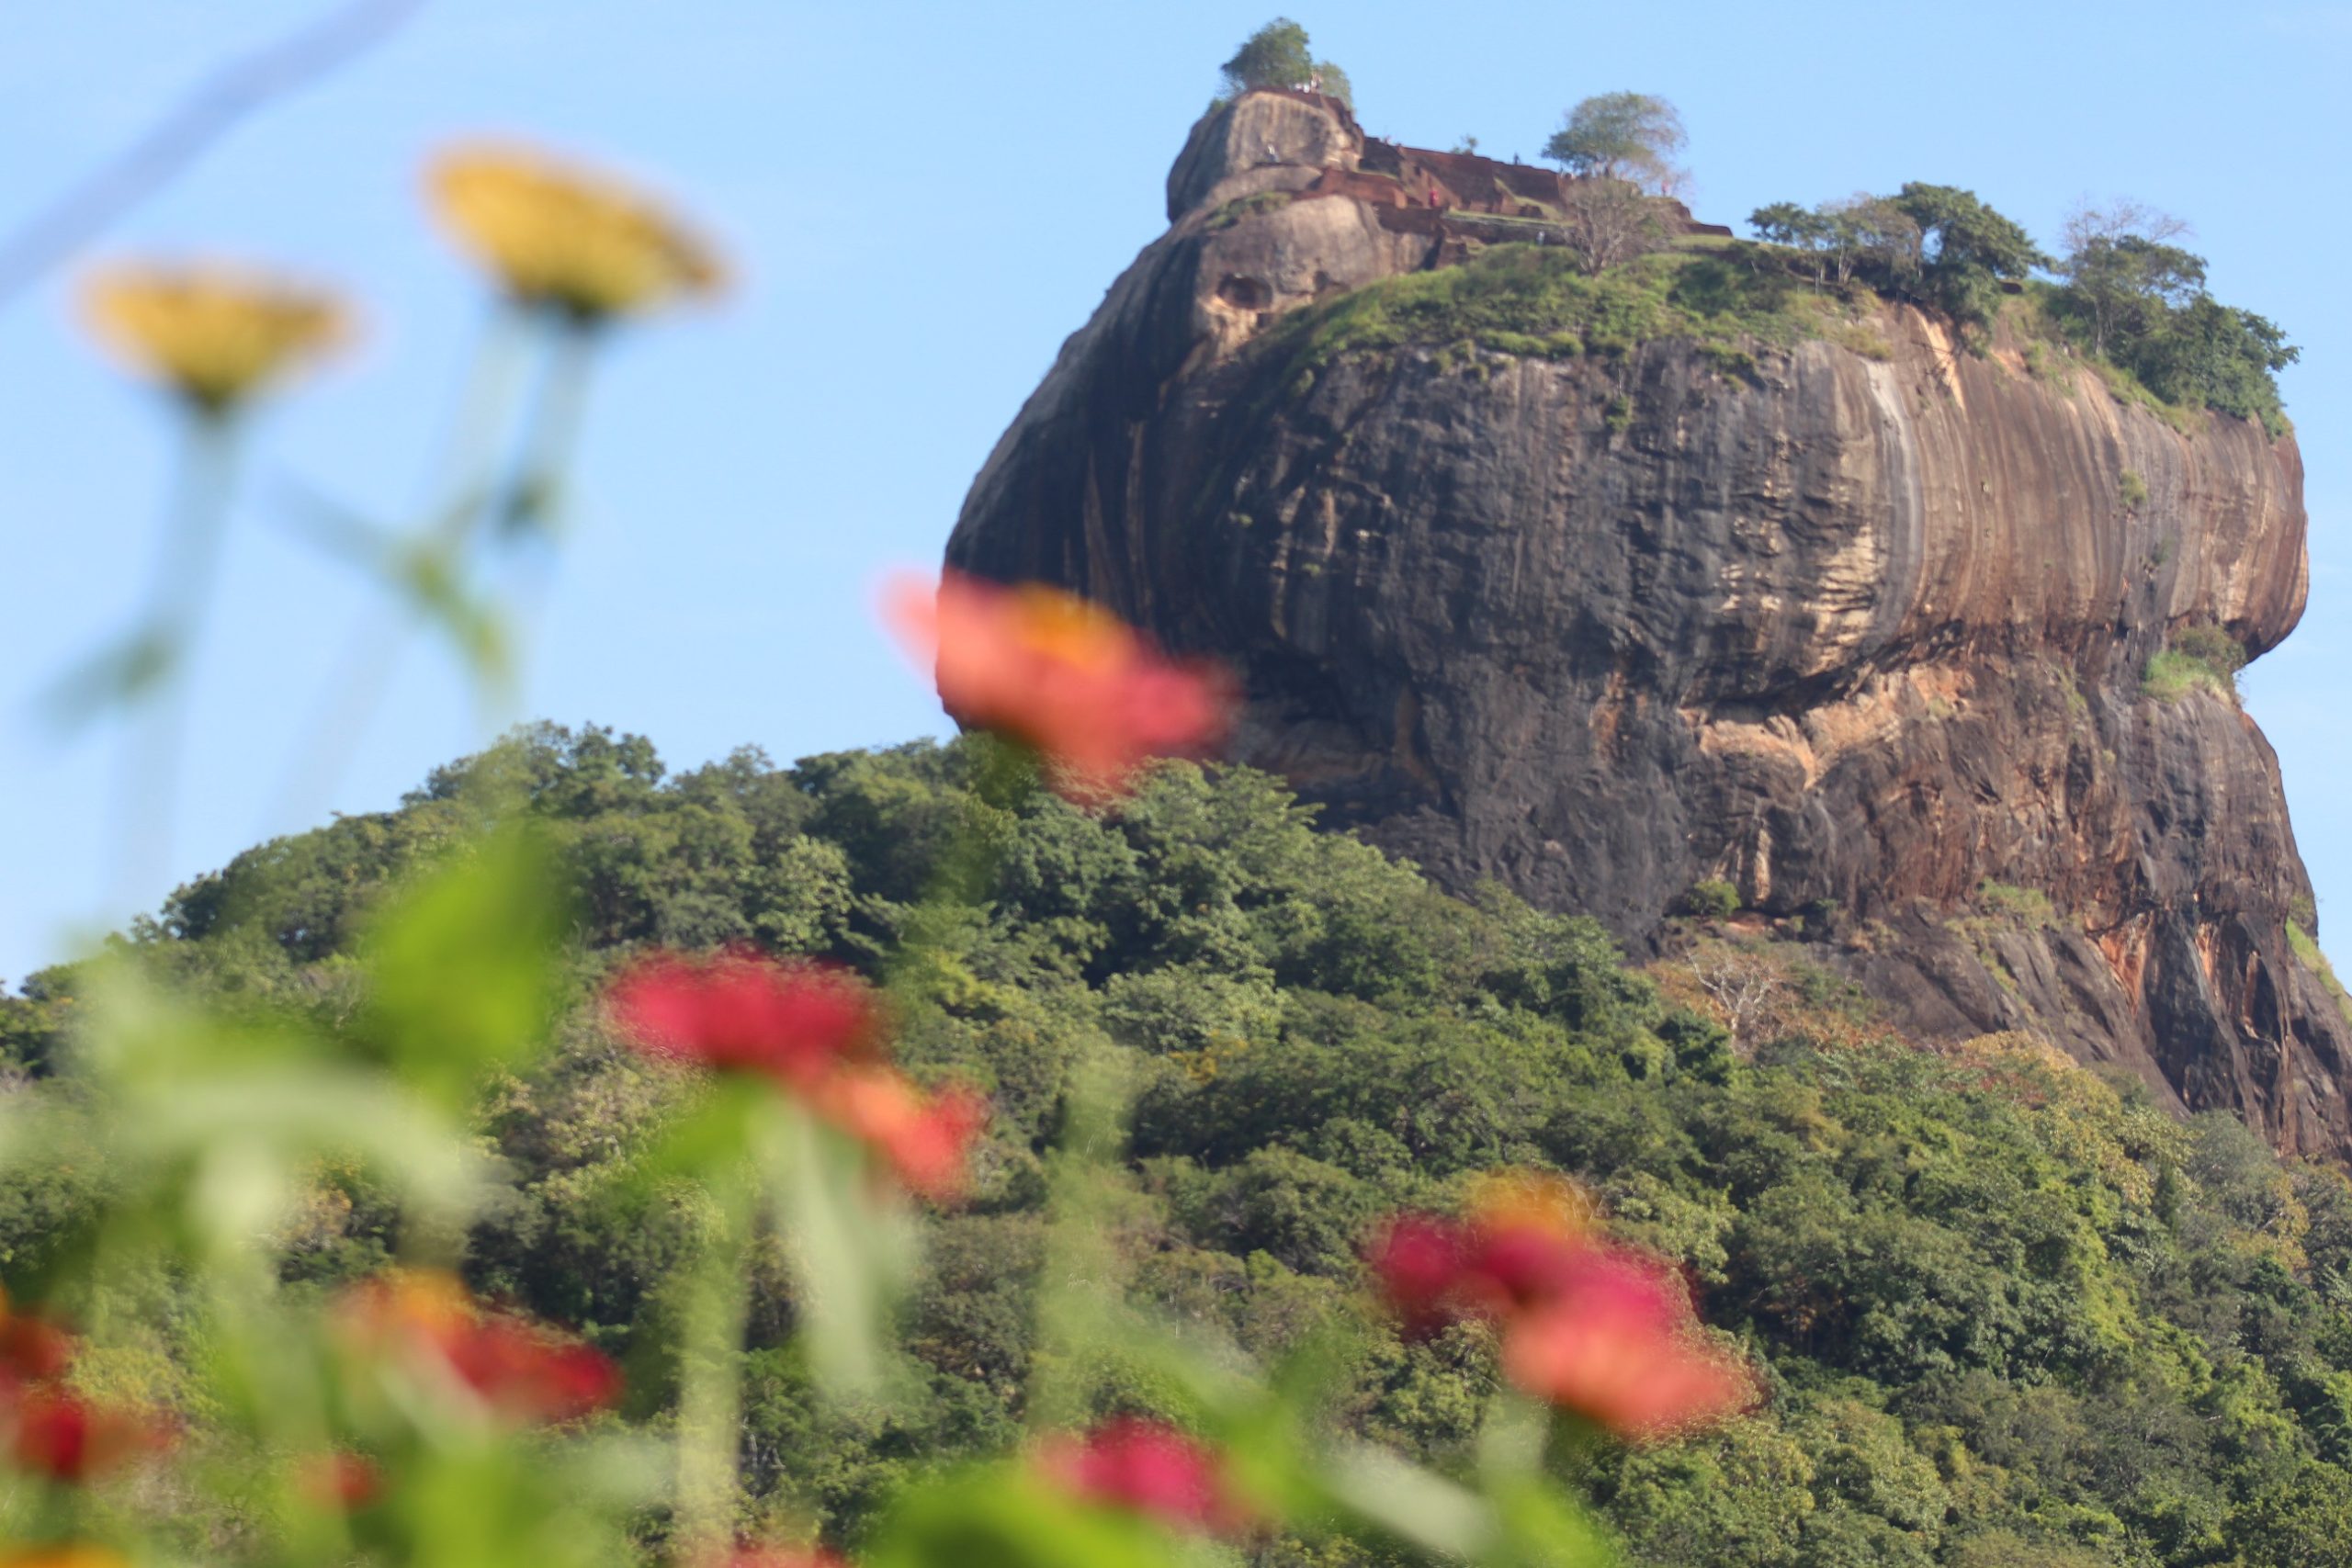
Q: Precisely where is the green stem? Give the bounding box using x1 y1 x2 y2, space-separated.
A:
262 302 538 838
112 410 241 906
676 1179 752 1553
1024 1042 1133 1433
498 314 599 542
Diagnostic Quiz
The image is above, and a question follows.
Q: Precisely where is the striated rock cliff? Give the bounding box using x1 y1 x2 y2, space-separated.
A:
948 92 2352 1158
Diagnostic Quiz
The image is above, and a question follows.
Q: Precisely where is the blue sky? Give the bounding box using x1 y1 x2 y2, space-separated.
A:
3 0 2348 981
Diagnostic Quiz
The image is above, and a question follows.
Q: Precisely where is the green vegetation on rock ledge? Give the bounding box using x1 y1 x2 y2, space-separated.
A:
16 727 2352 1565
2142 626 2246 703
1269 244 1883 381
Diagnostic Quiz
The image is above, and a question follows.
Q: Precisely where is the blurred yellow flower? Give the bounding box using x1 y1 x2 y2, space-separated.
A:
82 264 347 413
429 144 725 322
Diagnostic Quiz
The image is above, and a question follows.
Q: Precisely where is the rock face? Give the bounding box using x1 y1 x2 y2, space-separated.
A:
948 92 2352 1158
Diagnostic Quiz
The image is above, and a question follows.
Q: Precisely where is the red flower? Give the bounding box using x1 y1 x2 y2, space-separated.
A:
0 1322 74 1389
1367 1173 1754 1439
606 953 989 1202
701 1548 847 1568
1363 1213 1470 1333
8 1390 163 1483
300 1450 381 1510
885 570 1227 798
1040 1416 1246 1535
820 1068 989 1202
438 1314 622 1424
608 952 880 1091
339 1271 620 1426
0 1291 74 1392
1369 1172 1594 1327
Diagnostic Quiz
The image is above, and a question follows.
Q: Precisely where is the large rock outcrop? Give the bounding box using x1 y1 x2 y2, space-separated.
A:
947 92 2352 1158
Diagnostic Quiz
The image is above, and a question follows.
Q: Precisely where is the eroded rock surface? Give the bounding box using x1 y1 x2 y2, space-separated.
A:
948 92 2352 1157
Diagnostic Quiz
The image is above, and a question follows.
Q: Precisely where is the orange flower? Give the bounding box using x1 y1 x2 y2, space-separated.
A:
1367 1173 1754 1439
338 1271 619 1426
885 571 1227 798
818 1067 989 1202
1038 1417 1249 1536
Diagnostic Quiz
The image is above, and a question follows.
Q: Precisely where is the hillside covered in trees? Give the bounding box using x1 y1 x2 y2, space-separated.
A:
13 728 2352 1566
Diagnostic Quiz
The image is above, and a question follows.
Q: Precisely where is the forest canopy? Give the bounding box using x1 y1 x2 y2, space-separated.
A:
12 727 2352 1566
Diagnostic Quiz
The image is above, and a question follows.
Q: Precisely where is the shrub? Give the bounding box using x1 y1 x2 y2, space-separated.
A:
2143 626 2245 702
1977 881 2056 928
1682 879 1741 919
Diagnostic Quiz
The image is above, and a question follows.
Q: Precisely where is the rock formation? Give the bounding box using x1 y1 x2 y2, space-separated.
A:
947 91 2352 1159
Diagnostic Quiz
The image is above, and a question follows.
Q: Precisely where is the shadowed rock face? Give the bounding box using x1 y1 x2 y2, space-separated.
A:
948 93 2352 1158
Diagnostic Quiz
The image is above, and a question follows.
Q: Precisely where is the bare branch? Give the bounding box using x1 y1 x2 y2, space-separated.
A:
0 0 427 310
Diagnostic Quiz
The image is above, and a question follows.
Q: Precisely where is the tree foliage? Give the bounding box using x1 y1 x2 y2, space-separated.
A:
1542 93 1688 194
1747 186 2295 431
1220 17 1351 107
12 728 2352 1562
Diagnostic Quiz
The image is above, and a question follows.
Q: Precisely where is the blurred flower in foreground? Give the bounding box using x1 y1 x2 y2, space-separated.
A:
608 952 987 1201
818 1066 991 1202
0 1293 74 1393
607 952 878 1091
338 1270 619 1426
300 1450 381 1511
885 570 1228 799
700 1547 847 1568
9 1391 167 1483
1038 1416 1249 1537
0 1291 166 1483
82 263 347 414
1368 1171 1753 1438
431 143 725 323
0 1548 131 1568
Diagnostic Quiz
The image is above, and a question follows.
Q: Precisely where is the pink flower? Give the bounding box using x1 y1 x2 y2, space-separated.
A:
1039 1417 1247 1535
607 952 880 1091
885 570 1228 798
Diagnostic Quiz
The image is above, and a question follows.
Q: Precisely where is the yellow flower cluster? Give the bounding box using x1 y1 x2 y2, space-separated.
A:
429 144 725 322
81 265 347 413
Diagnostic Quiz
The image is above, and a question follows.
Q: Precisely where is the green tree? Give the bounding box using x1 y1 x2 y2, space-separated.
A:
2131 294 2298 431
1219 18 1351 106
2057 200 2201 357
1543 92 1688 193
1886 182 2045 333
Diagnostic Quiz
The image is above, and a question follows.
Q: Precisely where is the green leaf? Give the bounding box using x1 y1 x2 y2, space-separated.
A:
362 823 568 1109
865 1465 1203 1568
753 1100 918 1401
